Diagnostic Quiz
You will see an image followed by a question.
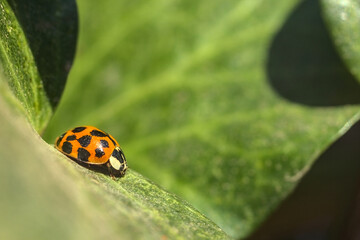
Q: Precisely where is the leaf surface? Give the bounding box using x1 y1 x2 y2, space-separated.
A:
321 0 360 82
0 0 77 131
43 0 360 238
0 80 230 240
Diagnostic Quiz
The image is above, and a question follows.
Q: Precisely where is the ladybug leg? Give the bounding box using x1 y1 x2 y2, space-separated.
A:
106 162 115 179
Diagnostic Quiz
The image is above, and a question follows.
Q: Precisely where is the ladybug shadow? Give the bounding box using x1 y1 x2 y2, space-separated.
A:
66 155 116 178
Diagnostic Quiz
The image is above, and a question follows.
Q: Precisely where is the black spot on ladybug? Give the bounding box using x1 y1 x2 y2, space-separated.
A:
66 134 77 141
62 141 72 154
108 136 117 146
100 139 109 148
72 126 86 133
90 129 107 137
77 135 92 147
95 148 105 158
56 132 66 146
78 148 90 162
112 149 121 161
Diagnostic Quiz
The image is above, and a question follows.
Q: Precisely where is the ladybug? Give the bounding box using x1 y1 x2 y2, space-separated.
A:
55 126 128 178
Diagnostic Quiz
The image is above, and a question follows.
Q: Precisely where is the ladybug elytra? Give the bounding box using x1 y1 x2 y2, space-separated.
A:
55 126 128 178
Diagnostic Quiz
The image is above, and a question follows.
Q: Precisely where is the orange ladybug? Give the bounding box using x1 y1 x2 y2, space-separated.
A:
55 126 128 177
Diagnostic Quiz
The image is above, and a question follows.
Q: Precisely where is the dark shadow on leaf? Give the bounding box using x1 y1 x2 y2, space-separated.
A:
7 0 78 109
245 119 360 240
267 0 360 106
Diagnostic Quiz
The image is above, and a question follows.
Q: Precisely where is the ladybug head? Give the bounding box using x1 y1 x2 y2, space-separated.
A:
109 147 128 177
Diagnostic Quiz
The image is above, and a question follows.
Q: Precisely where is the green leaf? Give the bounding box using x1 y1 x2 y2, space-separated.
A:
43 0 360 238
0 0 77 132
246 117 360 239
0 1 230 239
321 0 360 82
0 83 230 239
